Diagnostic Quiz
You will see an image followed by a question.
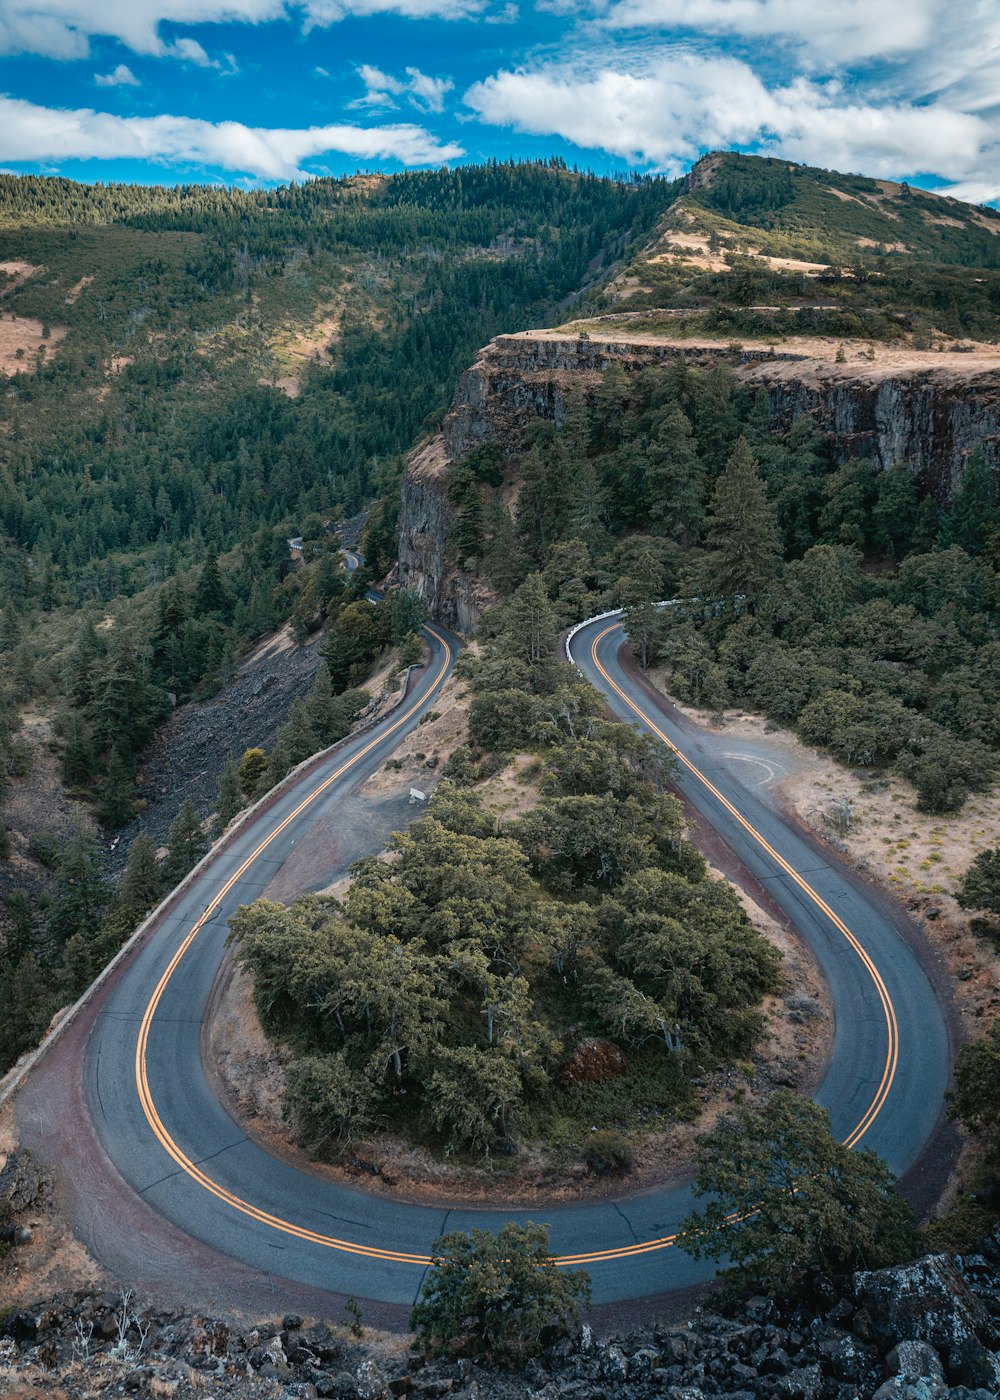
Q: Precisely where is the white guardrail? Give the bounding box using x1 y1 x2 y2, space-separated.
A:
565 602 679 666
564 608 625 664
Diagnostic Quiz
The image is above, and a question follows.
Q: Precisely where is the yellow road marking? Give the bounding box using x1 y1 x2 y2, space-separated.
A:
131 619 899 1273
587 623 898 1155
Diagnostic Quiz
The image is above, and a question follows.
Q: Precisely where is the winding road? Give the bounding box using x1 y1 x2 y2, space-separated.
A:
16 605 952 1312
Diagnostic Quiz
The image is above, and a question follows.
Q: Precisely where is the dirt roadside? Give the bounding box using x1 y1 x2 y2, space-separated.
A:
634 654 977 1219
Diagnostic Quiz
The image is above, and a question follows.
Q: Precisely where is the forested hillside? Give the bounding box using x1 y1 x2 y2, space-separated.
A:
437 355 1000 814
0 161 674 1076
0 161 671 815
586 151 1000 345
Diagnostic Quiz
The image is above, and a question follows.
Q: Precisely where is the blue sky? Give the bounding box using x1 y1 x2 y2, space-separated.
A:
0 0 998 201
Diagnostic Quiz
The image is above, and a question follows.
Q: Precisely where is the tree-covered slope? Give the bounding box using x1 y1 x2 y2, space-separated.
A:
587 151 1000 344
0 163 673 606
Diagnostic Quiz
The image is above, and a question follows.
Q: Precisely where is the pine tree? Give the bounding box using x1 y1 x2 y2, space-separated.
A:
703 437 782 609
566 457 605 554
693 364 739 467
12 639 34 700
282 699 319 766
647 405 705 546
193 545 231 619
255 738 291 797
61 710 96 789
98 745 135 828
3 890 37 964
59 932 92 1003
483 494 525 596
939 449 996 555
119 832 163 919
290 576 319 643
592 363 628 451
562 382 591 464
0 602 21 652
303 665 339 744
213 754 244 837
163 799 209 886
5 953 54 1058
238 748 267 798
503 574 559 670
621 539 666 670
47 821 108 948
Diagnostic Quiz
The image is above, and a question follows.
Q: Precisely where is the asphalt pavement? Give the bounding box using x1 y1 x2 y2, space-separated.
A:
66 612 951 1308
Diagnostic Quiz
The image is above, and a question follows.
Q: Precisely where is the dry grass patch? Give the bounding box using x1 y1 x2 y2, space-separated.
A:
0 316 66 375
649 688 1000 1034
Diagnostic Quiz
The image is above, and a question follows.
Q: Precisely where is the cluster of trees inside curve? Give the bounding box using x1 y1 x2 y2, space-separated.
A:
447 358 1000 813
230 582 781 1164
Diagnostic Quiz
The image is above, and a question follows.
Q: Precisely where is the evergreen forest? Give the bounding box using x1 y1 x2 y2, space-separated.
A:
444 360 1000 815
0 161 674 1075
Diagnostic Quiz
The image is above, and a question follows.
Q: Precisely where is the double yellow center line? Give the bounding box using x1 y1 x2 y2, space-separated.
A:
130 619 897 1273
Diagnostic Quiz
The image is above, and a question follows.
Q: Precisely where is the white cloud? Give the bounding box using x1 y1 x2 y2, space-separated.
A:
95 63 141 87
405 68 453 113
0 0 485 62
355 64 453 114
165 36 213 65
465 51 995 187
0 94 464 178
589 0 940 64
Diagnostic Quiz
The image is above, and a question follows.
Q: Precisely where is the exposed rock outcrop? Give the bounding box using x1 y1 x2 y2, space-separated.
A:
4 1229 1000 1398
442 333 1000 486
398 329 1000 629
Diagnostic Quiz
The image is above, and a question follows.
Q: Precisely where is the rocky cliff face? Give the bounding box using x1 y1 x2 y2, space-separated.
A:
397 436 492 633
398 331 1000 627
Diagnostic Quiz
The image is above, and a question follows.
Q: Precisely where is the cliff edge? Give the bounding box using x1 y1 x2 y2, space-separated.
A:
399 325 1000 628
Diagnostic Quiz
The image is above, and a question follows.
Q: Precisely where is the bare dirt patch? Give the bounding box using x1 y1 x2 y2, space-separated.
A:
971 211 1000 236
358 667 467 801
0 1106 107 1312
206 957 290 1148
856 237 910 253
477 752 544 823
528 321 1000 386
762 255 829 275
268 308 342 398
0 260 41 292
827 187 869 209
651 232 729 272
0 317 66 376
65 275 93 305
647 693 1000 1036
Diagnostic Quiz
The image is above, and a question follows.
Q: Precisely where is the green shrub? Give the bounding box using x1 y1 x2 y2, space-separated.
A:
582 1129 634 1175
411 1222 591 1364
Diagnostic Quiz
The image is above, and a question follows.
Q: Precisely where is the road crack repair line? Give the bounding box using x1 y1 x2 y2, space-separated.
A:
612 1200 640 1246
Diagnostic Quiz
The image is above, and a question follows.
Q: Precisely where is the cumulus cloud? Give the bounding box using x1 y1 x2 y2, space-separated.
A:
95 63 141 87
355 64 453 113
0 0 485 62
587 0 939 64
465 51 995 188
0 95 464 178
